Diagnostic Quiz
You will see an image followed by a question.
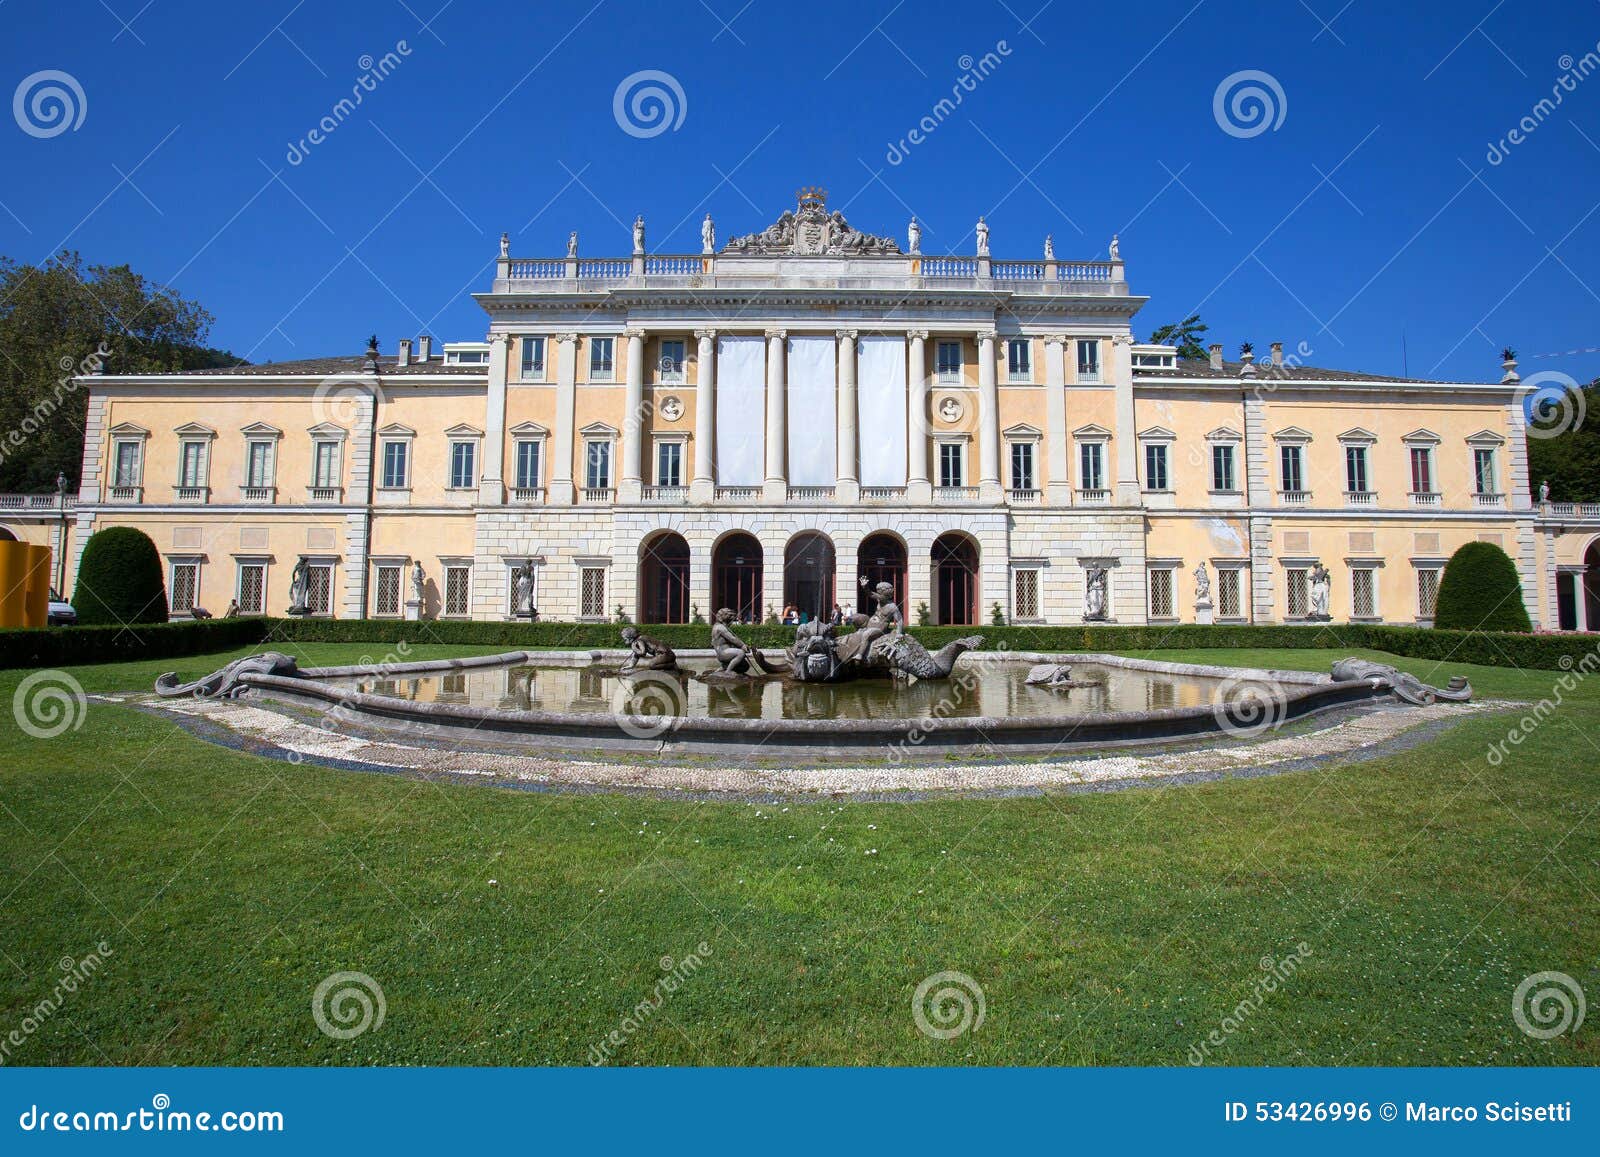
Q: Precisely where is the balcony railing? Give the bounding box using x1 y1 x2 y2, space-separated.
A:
307 486 344 504
1077 488 1111 504
714 486 760 501
1058 262 1114 281
1544 502 1600 519
108 485 142 503
1344 490 1376 506
1472 492 1505 508
0 494 76 510
787 486 834 503
860 486 905 502
1008 488 1042 504
934 485 979 503
642 485 687 503
579 487 615 504
643 256 700 276
240 486 276 504
172 486 209 504
991 261 1044 280
1278 490 1310 506
505 259 564 279
510 486 545 505
921 257 978 279
1409 491 1441 507
576 259 629 279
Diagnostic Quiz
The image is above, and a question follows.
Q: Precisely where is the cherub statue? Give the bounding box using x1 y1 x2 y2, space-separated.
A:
619 625 677 673
710 608 782 676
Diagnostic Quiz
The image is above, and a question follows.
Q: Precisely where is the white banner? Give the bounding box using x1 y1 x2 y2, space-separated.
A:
857 335 907 486
715 336 766 486
786 336 837 487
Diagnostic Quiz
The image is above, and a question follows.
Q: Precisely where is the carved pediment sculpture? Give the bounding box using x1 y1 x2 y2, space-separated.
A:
723 188 901 256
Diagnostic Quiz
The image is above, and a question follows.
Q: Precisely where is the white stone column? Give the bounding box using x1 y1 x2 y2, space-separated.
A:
977 330 1001 502
550 332 577 504
691 328 716 503
478 332 511 505
835 329 859 503
763 328 787 502
907 330 931 502
1113 333 1139 505
1044 334 1070 506
619 328 646 502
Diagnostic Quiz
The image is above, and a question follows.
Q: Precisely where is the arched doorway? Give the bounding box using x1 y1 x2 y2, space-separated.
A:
932 532 978 625
0 527 16 541
711 532 763 623
783 532 835 623
857 532 907 615
638 531 691 623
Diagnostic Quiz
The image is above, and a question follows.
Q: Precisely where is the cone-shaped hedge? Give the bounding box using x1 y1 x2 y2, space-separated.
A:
72 526 168 625
1433 541 1531 632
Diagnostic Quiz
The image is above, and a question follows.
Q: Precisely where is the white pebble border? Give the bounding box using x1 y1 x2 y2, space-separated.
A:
133 693 1509 797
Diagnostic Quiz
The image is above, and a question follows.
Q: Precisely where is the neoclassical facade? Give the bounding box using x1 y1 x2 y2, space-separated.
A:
26 190 1600 630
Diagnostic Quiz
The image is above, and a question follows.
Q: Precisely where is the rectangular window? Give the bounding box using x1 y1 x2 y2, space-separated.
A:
657 441 683 487
520 336 545 380
1473 448 1497 494
245 441 273 488
659 339 686 381
938 442 964 488
1217 568 1242 618
169 563 199 614
515 441 542 490
381 442 409 488
444 566 471 617
1286 568 1308 619
585 441 612 490
374 565 402 616
1345 445 1369 493
1007 338 1031 381
449 441 476 489
1410 446 1434 493
178 441 206 488
1144 443 1169 491
312 441 340 488
1417 568 1441 620
1013 569 1040 621
936 340 962 382
1077 340 1100 381
1352 568 1377 618
113 441 141 487
306 565 333 616
1280 444 1303 493
1149 569 1174 619
1010 442 1035 491
1079 442 1104 491
589 337 615 381
580 566 607 618
1211 443 1236 492
237 563 266 615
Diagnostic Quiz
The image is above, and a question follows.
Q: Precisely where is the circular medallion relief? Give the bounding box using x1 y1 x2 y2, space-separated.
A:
659 395 684 422
937 395 964 424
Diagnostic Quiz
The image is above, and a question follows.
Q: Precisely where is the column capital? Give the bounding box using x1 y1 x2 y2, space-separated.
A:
488 332 514 348
555 332 579 345
624 327 646 341
976 329 999 344
905 328 929 341
1112 333 1135 347
694 328 718 341
764 327 788 340
1045 333 1068 347
835 328 859 342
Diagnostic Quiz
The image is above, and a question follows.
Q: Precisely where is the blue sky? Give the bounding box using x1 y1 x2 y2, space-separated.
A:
2 0 1598 384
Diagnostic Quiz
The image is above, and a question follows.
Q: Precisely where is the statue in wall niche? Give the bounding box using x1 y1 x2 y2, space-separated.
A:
619 626 678 673
633 214 646 255
1044 234 1055 261
1308 562 1332 621
1083 566 1109 621
706 608 786 679
975 216 990 256
511 559 535 618
411 561 426 604
567 231 579 259
1193 562 1211 602
702 213 715 254
907 216 921 254
287 558 311 616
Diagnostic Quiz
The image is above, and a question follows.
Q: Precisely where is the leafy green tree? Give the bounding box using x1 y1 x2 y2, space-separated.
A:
73 526 168 625
0 251 239 491
1433 541 1531 632
1149 314 1210 360
1525 378 1600 502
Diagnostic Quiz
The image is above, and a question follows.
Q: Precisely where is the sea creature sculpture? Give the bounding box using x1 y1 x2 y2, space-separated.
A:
1329 658 1472 705
155 652 302 699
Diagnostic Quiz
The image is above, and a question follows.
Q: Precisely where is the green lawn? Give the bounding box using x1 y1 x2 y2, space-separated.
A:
1 642 1596 1066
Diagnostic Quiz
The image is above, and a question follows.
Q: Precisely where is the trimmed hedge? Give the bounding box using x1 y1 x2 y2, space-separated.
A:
1434 541 1532 632
72 526 168 626
4 616 1596 673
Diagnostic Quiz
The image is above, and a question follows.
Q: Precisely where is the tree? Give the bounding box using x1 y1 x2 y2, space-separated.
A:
72 526 168 625
1433 541 1531 632
0 251 240 492
1525 378 1600 502
1149 314 1210 360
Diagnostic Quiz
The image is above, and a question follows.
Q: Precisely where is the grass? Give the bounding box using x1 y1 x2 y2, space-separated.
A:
0 641 1597 1066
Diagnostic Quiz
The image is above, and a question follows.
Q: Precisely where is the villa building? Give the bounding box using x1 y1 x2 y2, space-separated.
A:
11 190 1599 629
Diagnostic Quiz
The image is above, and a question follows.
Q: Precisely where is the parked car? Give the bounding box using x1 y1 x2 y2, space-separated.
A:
47 588 76 626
